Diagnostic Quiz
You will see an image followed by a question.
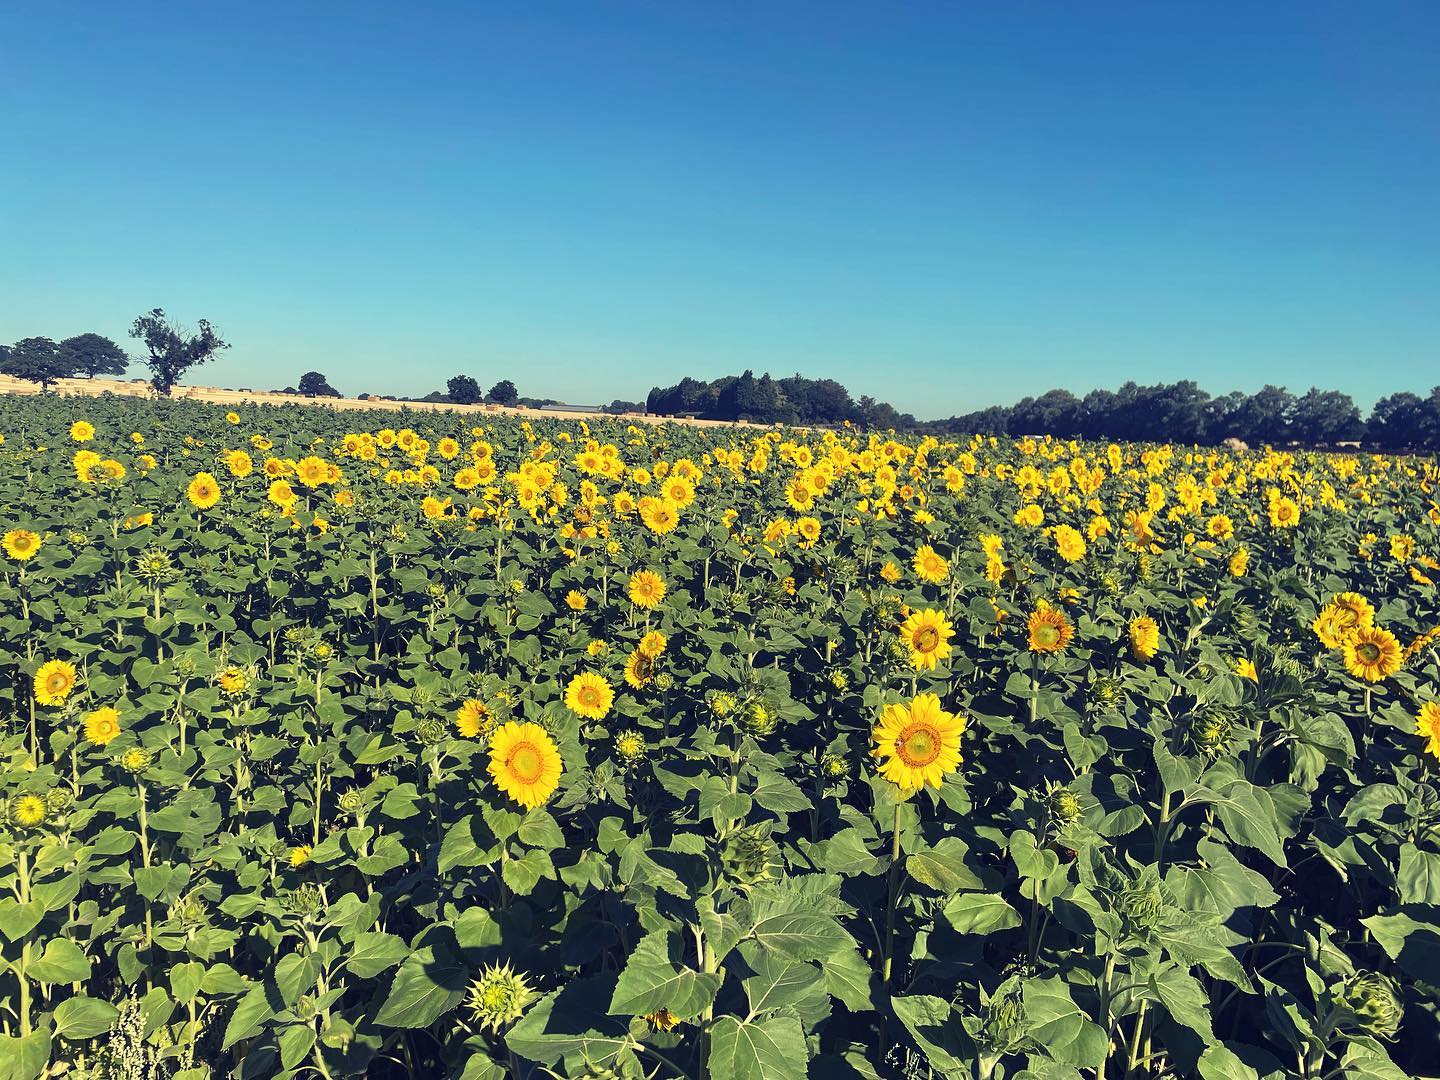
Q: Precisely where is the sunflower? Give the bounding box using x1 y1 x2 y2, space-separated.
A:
912 545 949 583
9 794 48 829
1052 525 1087 564
1027 604 1074 654
880 561 902 583
295 456 332 488
70 420 95 442
1331 592 1375 629
624 648 656 689
1233 657 1258 682
225 411 240 424
644 1009 682 1032
187 472 222 510
224 450 253 477
455 698 494 738
218 668 250 695
1415 702 1440 761
628 570 666 609
870 693 966 793
1128 616 1159 661
289 845 312 868
565 590 587 611
639 498 679 535
34 659 77 707
83 706 122 746
1343 626 1402 682
639 630 668 657
3 529 41 561
899 608 955 671
1268 497 1300 528
565 672 614 720
488 722 563 809
1229 547 1250 577
1313 603 1362 649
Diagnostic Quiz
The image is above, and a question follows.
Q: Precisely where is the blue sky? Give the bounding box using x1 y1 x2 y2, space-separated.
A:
2 2 1437 417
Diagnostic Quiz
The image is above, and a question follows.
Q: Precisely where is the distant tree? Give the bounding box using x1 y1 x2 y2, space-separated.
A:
128 309 229 396
447 375 483 404
1228 385 1296 446
0 337 72 389
1368 392 1426 450
487 379 519 406
1291 388 1364 445
57 333 129 378
604 400 644 414
297 371 340 397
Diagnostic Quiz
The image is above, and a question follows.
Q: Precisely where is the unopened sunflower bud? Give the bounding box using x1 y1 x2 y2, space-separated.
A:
467 962 537 1032
1334 972 1404 1040
1048 788 1083 826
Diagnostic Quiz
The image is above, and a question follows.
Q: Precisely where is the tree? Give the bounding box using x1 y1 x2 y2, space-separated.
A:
129 309 229 396
488 379 519 406
0 337 73 389
447 375 483 404
297 371 340 397
1368 392 1426 450
57 333 129 378
1291 388 1363 445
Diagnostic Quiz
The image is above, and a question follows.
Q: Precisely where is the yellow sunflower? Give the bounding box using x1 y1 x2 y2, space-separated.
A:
1052 525 1087 564
83 706 122 746
1268 497 1300 528
1128 615 1159 661
187 472 222 510
912 544 949 583
3 529 41 561
564 672 614 720
639 498 680 535
899 608 955 671
488 722 563 809
624 648 656 689
1342 626 1402 682
870 693 966 794
70 420 95 442
34 659 78 707
628 570 666 609
1233 657 1258 682
1027 604 1074 654
1415 701 1440 761
455 699 494 738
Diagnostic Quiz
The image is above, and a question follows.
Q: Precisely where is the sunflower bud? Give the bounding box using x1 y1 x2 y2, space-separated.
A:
120 747 153 774
1190 710 1234 757
707 692 737 720
284 883 325 919
338 789 364 814
721 826 779 889
467 962 537 1032
739 701 777 737
614 731 646 767
829 670 850 692
44 788 73 815
1334 972 1404 1040
978 988 1028 1054
1047 788 1083 827
820 753 849 782
417 719 447 746
1089 676 1124 712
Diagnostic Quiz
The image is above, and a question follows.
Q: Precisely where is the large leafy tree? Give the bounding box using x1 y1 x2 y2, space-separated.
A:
447 375 483 404
0 337 72 389
57 333 129 379
297 371 340 397
128 309 230 396
487 379 519 406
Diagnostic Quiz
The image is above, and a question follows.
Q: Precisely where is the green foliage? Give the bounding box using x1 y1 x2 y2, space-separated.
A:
0 394 1436 1079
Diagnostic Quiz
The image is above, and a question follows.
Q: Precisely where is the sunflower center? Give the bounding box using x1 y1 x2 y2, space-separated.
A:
46 672 69 693
508 743 544 784
578 686 601 709
1358 643 1380 663
913 626 940 652
1035 624 1060 646
896 722 942 767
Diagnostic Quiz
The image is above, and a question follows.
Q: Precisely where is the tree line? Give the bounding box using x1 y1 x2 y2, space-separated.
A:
646 370 915 428
923 381 1440 451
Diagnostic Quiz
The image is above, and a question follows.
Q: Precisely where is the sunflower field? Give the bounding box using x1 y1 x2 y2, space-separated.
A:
2 395 1439 1080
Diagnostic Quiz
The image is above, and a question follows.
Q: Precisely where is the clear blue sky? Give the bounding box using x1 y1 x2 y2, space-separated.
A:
2 2 1437 418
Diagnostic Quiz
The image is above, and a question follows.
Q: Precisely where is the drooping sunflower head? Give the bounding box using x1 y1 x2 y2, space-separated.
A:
870 693 966 794
487 722 563 809
1027 605 1074 654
